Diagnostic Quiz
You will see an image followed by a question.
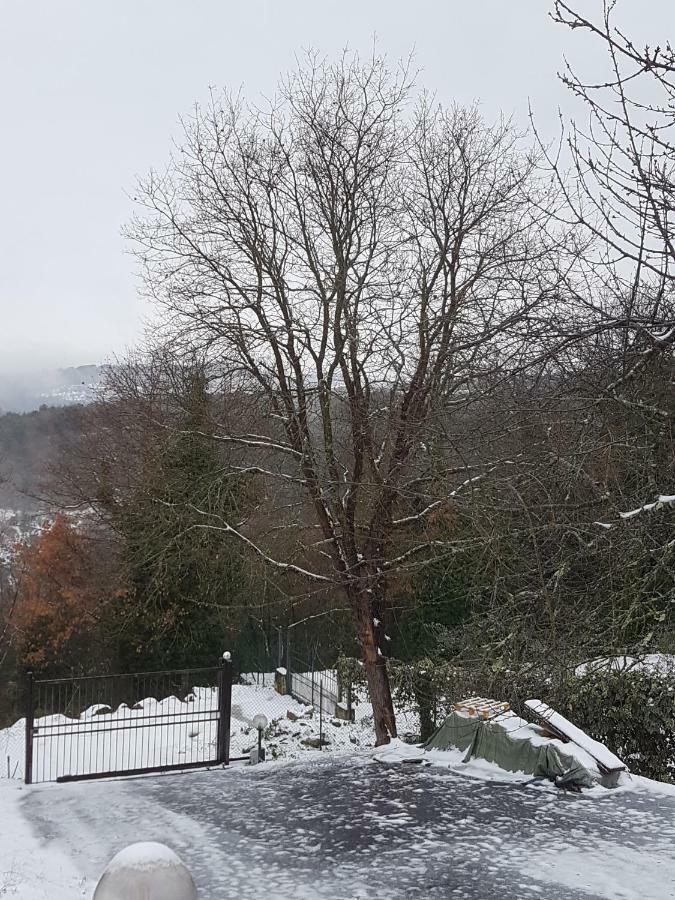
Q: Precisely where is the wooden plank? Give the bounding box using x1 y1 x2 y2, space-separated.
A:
525 699 626 774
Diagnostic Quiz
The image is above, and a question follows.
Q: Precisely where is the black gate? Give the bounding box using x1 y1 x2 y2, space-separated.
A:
24 656 234 784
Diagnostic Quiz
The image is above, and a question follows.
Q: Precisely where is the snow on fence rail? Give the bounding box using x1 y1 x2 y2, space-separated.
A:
1 674 311 782
30 679 223 784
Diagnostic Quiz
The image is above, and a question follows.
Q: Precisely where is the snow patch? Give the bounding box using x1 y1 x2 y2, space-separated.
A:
0 781 89 898
575 654 675 678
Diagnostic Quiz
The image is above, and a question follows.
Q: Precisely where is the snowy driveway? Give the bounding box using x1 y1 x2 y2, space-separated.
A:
21 756 675 899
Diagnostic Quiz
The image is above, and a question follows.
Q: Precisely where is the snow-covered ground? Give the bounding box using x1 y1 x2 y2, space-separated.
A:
0 781 86 899
0 508 50 564
2 755 675 899
2 676 675 898
0 507 95 565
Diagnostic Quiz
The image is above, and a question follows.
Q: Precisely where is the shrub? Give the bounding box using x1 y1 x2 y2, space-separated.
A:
558 670 675 783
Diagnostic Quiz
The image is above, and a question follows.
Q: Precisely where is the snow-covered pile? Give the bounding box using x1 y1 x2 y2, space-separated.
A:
262 687 418 761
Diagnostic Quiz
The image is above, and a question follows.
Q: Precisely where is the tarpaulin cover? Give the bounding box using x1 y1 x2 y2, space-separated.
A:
424 710 611 788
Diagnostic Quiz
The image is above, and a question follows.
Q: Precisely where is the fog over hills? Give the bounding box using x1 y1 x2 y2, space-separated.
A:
0 368 102 541
0 379 93 557
0 365 106 414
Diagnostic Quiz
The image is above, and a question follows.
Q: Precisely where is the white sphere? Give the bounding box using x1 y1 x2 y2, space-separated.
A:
93 842 197 900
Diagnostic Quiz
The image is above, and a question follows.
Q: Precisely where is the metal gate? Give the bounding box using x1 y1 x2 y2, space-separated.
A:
24 656 233 784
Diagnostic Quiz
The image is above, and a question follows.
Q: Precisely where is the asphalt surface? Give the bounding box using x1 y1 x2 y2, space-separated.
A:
22 755 675 899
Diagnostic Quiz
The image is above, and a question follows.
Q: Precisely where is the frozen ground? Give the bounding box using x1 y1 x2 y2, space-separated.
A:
3 755 675 899
2 678 675 898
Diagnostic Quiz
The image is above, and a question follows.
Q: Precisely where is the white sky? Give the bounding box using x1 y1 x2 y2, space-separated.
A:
0 0 671 374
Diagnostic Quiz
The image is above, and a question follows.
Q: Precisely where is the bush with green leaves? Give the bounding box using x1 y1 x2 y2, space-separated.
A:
558 670 675 783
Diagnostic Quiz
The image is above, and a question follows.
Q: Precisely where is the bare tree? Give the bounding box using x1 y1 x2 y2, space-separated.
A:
547 1 675 567
546 2 675 324
128 52 575 743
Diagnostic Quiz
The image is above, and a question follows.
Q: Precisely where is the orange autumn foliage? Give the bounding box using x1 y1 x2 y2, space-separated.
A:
12 515 123 671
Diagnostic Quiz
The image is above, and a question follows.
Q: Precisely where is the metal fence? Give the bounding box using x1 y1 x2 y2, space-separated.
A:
24 659 235 784
289 664 340 709
286 647 353 745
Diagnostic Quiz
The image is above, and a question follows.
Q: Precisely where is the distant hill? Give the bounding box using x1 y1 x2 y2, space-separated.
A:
0 403 87 513
0 365 106 414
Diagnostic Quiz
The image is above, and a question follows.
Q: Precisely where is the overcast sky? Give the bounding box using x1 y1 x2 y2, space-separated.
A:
0 1 671 374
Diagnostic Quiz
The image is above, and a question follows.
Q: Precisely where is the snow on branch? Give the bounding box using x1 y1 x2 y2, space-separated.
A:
186 521 332 582
151 419 303 458
227 466 306 484
392 462 515 527
594 494 675 529
157 499 332 583
382 539 475 571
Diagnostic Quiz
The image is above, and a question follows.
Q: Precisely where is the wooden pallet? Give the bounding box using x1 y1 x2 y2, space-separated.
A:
453 697 510 720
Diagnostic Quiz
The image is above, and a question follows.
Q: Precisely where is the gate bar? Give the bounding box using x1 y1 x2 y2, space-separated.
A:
24 671 34 786
217 651 233 765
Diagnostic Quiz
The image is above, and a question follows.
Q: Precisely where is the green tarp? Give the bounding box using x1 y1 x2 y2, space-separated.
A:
424 711 608 788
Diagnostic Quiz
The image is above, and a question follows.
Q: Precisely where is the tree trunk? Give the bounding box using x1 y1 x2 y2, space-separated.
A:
412 673 435 742
354 589 397 745
364 656 398 745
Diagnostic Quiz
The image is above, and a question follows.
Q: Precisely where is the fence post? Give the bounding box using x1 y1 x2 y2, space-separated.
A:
319 682 323 750
24 671 34 785
286 627 292 695
217 652 233 766
311 661 315 706
347 681 353 720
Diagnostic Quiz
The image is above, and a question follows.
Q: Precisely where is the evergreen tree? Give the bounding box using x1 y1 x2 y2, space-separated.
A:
114 368 247 669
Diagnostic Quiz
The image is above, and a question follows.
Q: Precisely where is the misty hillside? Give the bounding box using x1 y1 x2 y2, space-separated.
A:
0 365 106 414
0 405 86 513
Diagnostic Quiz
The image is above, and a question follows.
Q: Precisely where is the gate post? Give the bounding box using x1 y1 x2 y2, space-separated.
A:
24 670 34 785
286 628 292 694
311 662 315 706
217 652 233 766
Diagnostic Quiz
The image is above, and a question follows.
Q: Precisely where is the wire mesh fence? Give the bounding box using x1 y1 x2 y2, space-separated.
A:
285 642 355 747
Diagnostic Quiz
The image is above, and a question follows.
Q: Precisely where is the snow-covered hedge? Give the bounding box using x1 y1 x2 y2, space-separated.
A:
561 669 675 783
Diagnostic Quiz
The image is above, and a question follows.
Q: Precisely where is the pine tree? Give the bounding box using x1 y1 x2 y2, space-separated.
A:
115 369 246 669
